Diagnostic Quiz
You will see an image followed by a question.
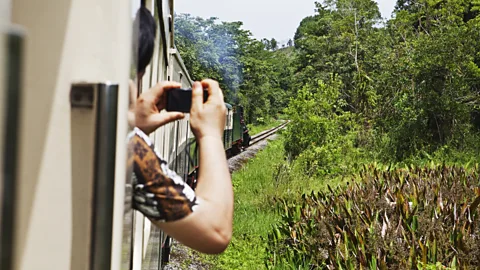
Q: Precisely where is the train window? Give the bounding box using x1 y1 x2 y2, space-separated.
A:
174 119 188 180
170 121 178 169
174 122 181 176
184 120 197 186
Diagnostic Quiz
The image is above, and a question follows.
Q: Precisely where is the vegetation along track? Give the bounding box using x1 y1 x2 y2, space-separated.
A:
165 124 286 269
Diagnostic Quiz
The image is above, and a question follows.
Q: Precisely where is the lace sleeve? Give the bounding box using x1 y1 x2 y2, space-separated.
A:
128 128 199 222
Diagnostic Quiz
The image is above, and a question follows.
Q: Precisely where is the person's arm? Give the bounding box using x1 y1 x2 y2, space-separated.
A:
153 80 233 254
131 79 233 254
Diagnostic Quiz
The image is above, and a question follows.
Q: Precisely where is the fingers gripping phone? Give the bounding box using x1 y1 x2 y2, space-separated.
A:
165 88 209 113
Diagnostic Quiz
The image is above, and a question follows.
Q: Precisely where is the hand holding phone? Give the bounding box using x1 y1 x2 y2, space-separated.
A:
135 81 185 135
165 88 209 113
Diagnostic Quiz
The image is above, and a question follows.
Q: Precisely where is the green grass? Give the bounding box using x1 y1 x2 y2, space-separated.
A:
201 138 285 269
200 136 345 269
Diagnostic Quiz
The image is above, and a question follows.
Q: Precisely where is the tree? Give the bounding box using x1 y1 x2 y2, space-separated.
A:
289 0 480 161
175 13 294 123
287 39 293 47
270 38 278 50
261 38 271 50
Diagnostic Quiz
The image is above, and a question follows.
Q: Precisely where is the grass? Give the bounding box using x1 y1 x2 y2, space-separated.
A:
200 135 345 269
201 137 284 269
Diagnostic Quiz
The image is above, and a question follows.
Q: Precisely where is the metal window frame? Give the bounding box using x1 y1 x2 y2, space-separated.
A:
90 83 119 270
0 26 25 270
70 82 119 270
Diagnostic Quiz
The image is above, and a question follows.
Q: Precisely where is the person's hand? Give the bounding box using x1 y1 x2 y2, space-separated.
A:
136 81 185 135
190 79 226 140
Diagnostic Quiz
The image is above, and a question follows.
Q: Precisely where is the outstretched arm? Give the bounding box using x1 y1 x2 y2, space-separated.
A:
131 79 233 254
155 80 233 254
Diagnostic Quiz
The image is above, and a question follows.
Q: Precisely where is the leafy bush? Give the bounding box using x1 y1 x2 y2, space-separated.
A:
283 79 366 177
265 164 480 269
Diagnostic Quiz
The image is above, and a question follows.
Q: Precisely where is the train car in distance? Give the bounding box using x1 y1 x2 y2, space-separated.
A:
223 103 251 157
1 0 250 270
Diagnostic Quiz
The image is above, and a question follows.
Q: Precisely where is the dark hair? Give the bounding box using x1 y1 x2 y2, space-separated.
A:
132 1 157 75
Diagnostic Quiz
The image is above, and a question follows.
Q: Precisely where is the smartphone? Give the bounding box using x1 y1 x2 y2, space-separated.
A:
165 88 209 113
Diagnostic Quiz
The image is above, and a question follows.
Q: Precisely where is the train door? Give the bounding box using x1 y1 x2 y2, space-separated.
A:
10 1 132 270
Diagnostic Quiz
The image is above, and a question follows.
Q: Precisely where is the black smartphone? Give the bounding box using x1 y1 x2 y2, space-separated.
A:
165 88 209 113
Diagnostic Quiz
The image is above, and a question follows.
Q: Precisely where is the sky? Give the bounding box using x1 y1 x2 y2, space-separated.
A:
175 0 397 43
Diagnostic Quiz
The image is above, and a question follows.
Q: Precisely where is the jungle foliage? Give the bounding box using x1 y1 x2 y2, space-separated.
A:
174 14 295 124
175 0 480 268
175 0 480 165
268 0 480 268
284 0 480 166
267 0 480 268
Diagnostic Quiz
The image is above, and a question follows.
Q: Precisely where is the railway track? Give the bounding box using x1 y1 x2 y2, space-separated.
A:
248 121 289 147
225 121 288 161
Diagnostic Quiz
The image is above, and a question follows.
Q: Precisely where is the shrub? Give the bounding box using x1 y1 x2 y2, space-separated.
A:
265 164 480 269
283 79 366 177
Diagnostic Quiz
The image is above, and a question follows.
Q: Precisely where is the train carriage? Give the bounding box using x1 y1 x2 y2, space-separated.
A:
1 0 250 269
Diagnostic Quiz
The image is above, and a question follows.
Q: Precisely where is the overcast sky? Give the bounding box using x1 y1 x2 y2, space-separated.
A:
176 0 397 42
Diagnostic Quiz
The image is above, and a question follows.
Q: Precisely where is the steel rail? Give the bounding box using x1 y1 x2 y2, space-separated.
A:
248 121 289 147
